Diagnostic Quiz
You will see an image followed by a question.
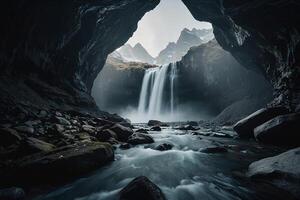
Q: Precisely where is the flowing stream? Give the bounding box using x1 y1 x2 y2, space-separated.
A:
36 126 288 200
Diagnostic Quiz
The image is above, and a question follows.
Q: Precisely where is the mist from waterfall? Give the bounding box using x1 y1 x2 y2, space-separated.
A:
137 63 178 122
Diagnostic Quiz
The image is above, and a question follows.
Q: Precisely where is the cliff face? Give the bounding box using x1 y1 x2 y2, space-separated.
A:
0 0 159 116
1 0 299 119
92 56 156 114
182 0 300 111
177 40 273 123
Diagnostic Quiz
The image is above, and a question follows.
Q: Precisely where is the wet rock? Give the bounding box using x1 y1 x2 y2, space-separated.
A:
233 107 289 138
96 129 118 142
186 121 198 126
177 125 198 131
55 116 71 126
136 129 149 134
127 133 154 145
24 137 56 153
120 143 132 150
150 126 161 131
0 187 25 200
247 147 300 197
0 128 22 147
14 126 34 135
37 110 48 118
110 124 133 142
148 120 167 127
211 132 233 138
55 124 65 134
75 132 91 142
254 113 300 146
24 120 41 126
82 125 96 134
119 176 166 200
5 142 114 184
200 146 228 154
155 143 173 151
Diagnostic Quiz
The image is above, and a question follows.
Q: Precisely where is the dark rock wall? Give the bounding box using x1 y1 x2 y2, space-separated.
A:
176 40 273 122
92 63 145 113
182 0 300 110
0 0 159 115
1 0 299 119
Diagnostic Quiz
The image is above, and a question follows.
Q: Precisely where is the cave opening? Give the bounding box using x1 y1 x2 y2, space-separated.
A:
91 0 273 123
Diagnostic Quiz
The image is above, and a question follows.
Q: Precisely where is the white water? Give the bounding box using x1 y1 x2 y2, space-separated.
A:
137 63 178 122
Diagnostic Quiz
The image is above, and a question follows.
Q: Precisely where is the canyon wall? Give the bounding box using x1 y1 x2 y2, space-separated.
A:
182 0 300 111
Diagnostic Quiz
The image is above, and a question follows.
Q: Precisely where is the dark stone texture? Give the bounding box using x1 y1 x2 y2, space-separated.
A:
234 107 289 138
182 0 300 111
0 187 25 200
119 176 166 200
0 0 159 116
254 113 300 146
127 133 154 145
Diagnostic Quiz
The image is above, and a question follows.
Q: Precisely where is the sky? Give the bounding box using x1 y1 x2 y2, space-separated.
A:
126 0 212 57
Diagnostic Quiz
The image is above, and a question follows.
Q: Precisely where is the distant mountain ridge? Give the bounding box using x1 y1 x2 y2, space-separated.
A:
117 43 155 64
111 28 214 65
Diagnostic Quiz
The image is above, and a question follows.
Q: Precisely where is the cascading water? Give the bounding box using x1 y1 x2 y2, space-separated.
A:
137 63 178 122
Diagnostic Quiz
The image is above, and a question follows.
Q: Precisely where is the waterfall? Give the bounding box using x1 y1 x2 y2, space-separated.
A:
137 63 178 121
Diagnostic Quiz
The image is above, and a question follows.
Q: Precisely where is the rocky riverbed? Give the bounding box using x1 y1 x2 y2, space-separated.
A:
1 113 299 200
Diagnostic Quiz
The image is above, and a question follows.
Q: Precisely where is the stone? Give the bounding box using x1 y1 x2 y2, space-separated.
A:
247 147 300 197
75 132 91 142
233 107 289 138
186 121 198 126
0 128 22 147
136 128 149 134
120 143 132 150
38 110 48 118
5 142 114 184
96 129 118 142
25 137 56 153
55 124 65 134
14 126 34 135
0 187 25 200
110 124 133 142
55 116 71 126
147 120 167 127
127 133 154 145
254 113 300 146
155 143 173 151
177 125 198 131
119 176 166 200
211 132 233 138
82 125 96 134
200 146 228 154
24 120 41 126
150 126 161 131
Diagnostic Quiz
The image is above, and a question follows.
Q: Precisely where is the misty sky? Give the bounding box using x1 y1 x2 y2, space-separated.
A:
127 0 212 57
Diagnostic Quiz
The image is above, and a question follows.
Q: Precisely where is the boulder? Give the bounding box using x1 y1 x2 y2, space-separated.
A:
25 137 56 153
55 116 71 126
148 120 167 127
110 124 133 142
233 107 289 138
14 126 34 135
96 129 118 142
120 143 132 150
82 125 96 134
155 143 173 151
0 128 22 147
0 187 25 200
136 129 149 134
3 142 114 184
186 121 198 126
254 113 300 146
150 126 161 131
200 146 228 154
119 176 166 200
247 147 300 197
177 125 198 131
127 133 154 145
